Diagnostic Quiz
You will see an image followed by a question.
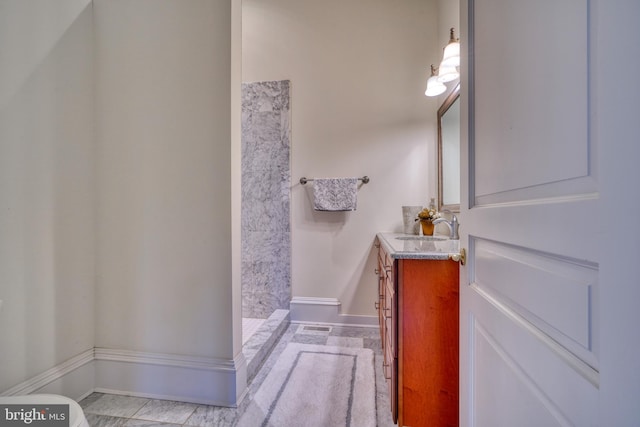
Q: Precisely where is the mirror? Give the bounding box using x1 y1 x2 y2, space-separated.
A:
438 83 460 212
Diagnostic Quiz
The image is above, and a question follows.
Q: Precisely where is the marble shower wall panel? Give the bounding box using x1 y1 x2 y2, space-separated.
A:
241 80 291 319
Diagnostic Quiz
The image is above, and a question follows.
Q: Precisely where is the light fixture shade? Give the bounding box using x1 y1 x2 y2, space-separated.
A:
436 64 459 83
440 27 460 68
440 42 460 68
425 75 446 97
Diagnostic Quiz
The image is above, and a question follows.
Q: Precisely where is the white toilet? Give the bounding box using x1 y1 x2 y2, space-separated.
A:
0 394 89 427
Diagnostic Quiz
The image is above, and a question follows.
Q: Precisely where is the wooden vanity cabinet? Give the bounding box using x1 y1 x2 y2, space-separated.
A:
375 238 459 427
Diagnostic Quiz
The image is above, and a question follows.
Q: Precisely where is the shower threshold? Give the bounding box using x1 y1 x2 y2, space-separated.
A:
242 317 266 345
242 309 290 382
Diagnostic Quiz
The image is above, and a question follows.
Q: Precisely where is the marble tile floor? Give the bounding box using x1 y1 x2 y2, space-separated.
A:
80 322 395 426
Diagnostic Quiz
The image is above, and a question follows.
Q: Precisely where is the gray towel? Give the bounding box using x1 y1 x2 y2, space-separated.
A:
313 178 358 211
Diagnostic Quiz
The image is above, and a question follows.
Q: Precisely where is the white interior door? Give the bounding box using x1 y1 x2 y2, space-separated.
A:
459 1 640 426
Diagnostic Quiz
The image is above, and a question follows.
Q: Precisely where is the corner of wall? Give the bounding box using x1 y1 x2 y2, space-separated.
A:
289 297 377 327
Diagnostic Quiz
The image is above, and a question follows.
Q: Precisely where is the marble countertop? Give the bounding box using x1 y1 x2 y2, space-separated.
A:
376 232 460 260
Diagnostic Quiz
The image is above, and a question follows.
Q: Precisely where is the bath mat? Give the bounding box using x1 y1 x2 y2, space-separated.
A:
236 343 376 427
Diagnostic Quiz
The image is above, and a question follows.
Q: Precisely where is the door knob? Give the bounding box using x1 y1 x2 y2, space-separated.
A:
449 248 466 265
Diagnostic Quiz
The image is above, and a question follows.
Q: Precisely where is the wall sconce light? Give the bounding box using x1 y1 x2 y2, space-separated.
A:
425 27 460 97
437 64 459 83
425 65 447 97
440 27 460 68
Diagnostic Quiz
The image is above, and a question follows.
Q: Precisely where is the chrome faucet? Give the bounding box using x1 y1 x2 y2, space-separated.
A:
433 212 460 240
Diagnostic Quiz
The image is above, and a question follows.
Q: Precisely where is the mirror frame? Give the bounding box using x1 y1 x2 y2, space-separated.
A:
437 83 461 213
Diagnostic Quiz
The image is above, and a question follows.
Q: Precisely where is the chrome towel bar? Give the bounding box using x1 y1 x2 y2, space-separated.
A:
299 176 370 185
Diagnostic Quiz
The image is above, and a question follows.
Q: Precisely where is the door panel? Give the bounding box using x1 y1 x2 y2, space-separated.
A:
473 237 597 366
461 0 601 426
472 0 590 200
471 312 597 427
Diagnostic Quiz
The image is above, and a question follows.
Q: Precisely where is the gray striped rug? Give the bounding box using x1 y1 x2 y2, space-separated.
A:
237 343 376 427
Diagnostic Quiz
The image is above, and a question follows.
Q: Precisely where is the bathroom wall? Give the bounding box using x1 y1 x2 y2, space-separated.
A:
94 0 243 404
0 0 95 395
241 81 291 319
242 0 441 317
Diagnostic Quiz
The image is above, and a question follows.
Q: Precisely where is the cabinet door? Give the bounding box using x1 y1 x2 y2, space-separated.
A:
376 241 398 423
376 245 385 349
382 261 393 380
384 260 398 423
398 259 458 427
384 332 398 423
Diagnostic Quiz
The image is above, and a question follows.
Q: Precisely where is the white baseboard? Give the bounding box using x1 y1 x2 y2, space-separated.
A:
94 348 247 407
289 297 378 327
0 302 373 406
1 348 247 407
0 349 95 401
